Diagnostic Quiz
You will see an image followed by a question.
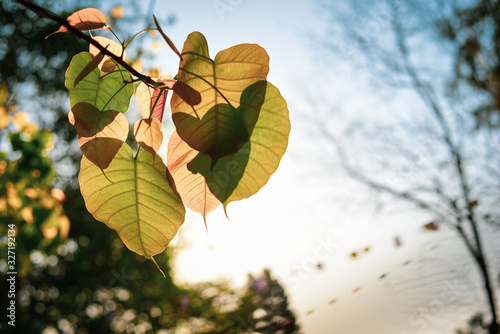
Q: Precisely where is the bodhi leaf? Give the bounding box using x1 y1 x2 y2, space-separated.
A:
79 144 185 266
134 118 163 154
66 52 133 112
188 81 290 210
69 102 128 169
153 15 182 60
74 52 104 87
171 31 269 161
89 36 126 72
136 74 173 121
172 80 266 165
167 131 220 222
46 8 107 38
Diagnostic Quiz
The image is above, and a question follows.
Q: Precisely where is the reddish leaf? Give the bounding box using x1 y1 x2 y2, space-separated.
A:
153 15 182 60
46 8 107 38
136 74 172 121
423 221 440 231
167 131 220 223
394 235 402 247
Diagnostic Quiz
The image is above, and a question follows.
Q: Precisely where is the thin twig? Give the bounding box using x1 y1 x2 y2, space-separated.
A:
15 0 159 87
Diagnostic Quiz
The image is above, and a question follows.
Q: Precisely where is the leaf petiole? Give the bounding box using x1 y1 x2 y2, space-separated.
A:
124 28 157 50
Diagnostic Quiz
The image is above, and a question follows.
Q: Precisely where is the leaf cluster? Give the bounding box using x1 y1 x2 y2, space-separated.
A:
51 8 290 272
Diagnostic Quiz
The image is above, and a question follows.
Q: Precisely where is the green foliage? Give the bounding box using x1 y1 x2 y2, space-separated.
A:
53 7 290 270
0 92 69 277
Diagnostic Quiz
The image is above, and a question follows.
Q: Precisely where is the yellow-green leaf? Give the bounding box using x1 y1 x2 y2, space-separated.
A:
172 80 266 165
74 52 104 87
171 31 269 160
79 144 185 259
187 81 290 209
167 131 220 222
134 118 163 154
69 102 128 169
66 52 133 113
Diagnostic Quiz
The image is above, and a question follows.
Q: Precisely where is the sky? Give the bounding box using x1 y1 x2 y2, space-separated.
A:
112 0 500 333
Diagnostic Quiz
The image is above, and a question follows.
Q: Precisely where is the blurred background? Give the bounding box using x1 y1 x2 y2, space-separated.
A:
1 0 499 333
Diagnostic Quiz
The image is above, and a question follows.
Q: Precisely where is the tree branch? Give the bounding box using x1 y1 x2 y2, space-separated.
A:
15 0 159 87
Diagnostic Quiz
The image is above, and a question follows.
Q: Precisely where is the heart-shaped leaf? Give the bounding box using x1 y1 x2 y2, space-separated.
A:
89 36 126 72
188 81 290 209
134 118 163 154
79 144 185 260
66 52 133 112
69 102 128 169
171 32 269 164
172 80 266 164
46 8 107 38
167 131 220 222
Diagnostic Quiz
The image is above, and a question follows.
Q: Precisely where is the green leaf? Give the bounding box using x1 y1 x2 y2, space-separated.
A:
69 102 129 169
65 52 133 112
187 81 290 209
172 81 266 164
79 144 185 261
74 52 104 87
171 32 269 161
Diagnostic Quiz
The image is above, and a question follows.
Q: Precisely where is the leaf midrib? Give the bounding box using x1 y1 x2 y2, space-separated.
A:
133 157 148 258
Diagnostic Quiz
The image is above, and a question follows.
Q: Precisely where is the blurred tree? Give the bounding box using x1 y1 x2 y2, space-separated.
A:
438 0 500 128
315 0 500 332
0 0 174 187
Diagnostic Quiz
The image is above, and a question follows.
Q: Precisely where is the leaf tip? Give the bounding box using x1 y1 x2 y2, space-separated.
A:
151 256 166 277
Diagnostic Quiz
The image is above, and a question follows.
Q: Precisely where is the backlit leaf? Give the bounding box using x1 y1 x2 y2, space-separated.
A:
136 74 172 121
79 144 185 260
0 106 9 129
171 31 269 160
172 81 265 164
134 118 163 154
66 52 133 112
89 36 126 72
153 15 182 60
110 5 124 19
167 131 220 222
423 221 440 231
187 81 290 209
74 52 104 87
46 8 107 38
69 102 128 169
